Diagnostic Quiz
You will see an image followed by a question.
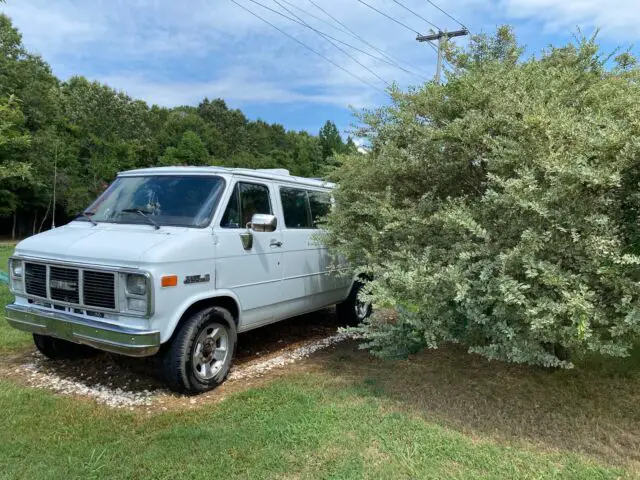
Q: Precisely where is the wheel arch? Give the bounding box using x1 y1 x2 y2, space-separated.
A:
163 293 241 345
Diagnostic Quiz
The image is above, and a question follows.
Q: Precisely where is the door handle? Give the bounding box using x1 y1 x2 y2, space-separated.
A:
270 240 283 247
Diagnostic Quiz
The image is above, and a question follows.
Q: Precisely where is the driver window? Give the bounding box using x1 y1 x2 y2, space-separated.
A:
220 182 272 228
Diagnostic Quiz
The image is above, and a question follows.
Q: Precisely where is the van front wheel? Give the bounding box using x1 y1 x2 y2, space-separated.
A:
33 334 98 360
161 307 237 394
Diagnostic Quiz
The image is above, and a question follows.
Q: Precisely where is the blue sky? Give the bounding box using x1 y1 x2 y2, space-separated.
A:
2 0 638 140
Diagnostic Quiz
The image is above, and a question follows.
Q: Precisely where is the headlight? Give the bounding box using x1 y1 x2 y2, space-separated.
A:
126 274 147 296
8 258 24 294
10 258 23 277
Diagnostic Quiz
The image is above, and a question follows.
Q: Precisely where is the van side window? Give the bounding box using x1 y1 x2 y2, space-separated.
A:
308 191 331 227
221 182 272 228
280 187 311 229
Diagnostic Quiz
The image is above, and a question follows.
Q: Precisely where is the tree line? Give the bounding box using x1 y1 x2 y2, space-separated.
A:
0 14 355 238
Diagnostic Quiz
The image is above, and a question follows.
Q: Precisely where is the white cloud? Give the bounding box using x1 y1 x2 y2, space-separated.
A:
2 0 447 110
2 0 638 116
99 68 379 108
499 0 640 38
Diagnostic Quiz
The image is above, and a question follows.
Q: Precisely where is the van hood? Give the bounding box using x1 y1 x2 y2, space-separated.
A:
14 222 177 267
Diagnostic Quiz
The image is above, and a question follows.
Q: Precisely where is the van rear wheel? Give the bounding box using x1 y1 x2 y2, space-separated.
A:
161 307 237 394
337 282 372 326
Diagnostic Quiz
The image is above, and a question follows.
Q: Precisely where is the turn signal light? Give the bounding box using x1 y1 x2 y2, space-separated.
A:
161 275 178 288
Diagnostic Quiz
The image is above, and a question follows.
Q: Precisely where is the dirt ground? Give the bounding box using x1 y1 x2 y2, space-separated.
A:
0 307 350 411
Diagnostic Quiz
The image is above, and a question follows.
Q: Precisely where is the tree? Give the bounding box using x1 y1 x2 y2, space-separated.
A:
324 28 640 368
318 120 345 161
0 96 32 214
158 130 209 166
0 14 340 236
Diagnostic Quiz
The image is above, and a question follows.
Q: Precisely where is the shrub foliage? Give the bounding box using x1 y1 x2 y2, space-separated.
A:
324 27 640 367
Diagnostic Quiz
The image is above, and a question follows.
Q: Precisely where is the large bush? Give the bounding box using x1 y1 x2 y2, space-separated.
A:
324 27 640 367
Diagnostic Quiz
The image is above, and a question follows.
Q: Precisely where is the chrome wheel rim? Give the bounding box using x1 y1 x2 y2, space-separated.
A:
192 324 229 381
355 297 372 321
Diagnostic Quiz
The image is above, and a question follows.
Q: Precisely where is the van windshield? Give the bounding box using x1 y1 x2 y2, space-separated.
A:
79 175 226 228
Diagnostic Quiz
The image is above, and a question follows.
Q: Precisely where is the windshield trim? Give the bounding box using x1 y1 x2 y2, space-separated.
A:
75 175 227 229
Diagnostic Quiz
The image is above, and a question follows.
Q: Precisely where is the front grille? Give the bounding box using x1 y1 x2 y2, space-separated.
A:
23 262 117 311
25 263 47 298
83 271 116 309
50 266 80 304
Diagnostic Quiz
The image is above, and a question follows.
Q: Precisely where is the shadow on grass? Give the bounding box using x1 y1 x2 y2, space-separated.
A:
316 341 640 471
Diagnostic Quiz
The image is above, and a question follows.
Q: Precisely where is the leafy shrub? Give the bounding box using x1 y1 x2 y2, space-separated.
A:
324 27 640 367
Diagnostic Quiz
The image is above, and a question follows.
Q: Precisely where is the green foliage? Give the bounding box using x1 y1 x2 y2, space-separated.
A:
159 130 209 166
324 27 640 368
0 14 338 235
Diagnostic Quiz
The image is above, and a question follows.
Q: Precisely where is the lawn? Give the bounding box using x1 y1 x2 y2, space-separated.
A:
0 244 31 353
0 242 637 478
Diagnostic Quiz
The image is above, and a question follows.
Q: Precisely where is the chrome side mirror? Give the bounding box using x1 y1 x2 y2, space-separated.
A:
250 213 277 233
240 230 253 250
239 214 277 250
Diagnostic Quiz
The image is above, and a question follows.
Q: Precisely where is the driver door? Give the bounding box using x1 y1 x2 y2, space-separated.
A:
214 179 283 328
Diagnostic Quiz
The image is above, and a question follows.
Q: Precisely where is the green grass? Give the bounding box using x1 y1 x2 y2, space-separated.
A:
0 241 634 478
0 376 623 480
0 244 31 353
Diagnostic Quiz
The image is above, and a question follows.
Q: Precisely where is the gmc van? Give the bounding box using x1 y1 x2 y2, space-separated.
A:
5 167 370 393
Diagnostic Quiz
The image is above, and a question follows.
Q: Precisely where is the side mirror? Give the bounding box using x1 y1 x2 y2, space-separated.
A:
250 213 277 233
240 230 253 250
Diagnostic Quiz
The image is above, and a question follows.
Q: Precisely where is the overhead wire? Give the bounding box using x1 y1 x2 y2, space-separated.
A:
423 0 469 31
354 0 454 79
247 0 391 86
355 0 421 35
390 0 440 31
278 0 353 37
306 0 430 81
274 0 392 86
229 0 387 94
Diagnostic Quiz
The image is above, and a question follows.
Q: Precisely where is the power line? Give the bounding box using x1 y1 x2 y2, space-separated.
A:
229 0 386 94
273 0 391 86
356 0 421 35
390 0 440 31
423 0 468 31
248 0 391 86
306 0 430 81
278 0 352 37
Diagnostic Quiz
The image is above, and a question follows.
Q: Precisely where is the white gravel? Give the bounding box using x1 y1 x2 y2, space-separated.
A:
16 332 353 408
20 354 162 408
228 331 352 381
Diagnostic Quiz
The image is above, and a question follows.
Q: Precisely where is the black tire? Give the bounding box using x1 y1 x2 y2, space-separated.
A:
33 334 98 360
161 306 237 394
337 281 372 326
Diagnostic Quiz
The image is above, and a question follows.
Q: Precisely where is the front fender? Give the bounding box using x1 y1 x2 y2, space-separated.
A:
157 289 243 343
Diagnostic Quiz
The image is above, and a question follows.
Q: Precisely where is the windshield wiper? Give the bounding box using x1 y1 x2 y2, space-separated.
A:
118 208 161 230
78 211 98 226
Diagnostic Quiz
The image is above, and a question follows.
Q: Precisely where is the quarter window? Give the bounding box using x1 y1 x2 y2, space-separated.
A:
280 187 311 229
308 191 331 227
220 182 272 228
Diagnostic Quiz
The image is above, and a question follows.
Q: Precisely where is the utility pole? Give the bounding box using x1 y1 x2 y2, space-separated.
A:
51 142 57 229
416 29 468 84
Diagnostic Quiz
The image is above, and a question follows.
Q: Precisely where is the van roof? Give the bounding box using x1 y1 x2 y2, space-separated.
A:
118 166 335 189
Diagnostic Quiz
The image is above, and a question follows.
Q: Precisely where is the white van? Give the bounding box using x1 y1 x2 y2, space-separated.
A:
5 167 371 393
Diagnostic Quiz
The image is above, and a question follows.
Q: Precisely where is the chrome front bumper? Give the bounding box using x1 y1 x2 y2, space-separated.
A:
5 304 161 357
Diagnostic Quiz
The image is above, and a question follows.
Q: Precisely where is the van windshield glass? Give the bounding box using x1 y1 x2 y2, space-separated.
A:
79 175 225 228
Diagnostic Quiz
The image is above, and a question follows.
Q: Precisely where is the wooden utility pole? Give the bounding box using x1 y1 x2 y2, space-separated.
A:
51 142 58 229
416 29 468 84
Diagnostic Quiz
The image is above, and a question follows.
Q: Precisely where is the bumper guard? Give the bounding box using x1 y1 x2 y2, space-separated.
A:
5 304 161 357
